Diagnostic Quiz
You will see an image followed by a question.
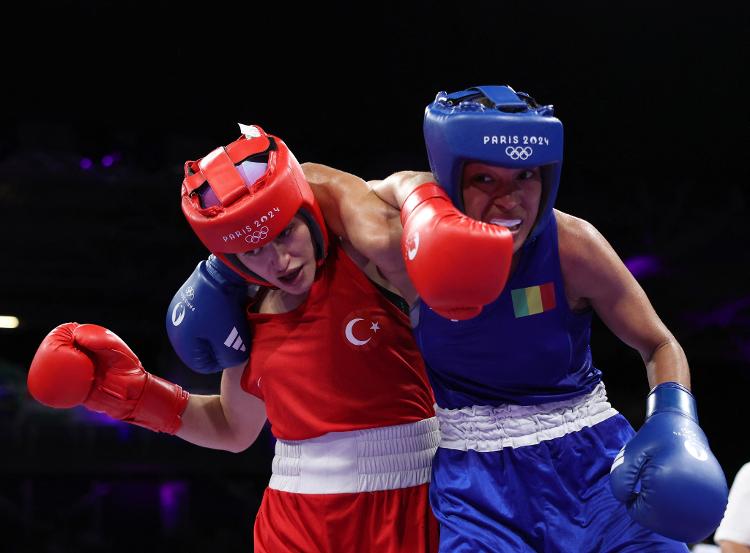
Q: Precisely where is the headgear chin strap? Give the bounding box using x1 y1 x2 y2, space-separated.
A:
424 85 564 242
181 125 328 285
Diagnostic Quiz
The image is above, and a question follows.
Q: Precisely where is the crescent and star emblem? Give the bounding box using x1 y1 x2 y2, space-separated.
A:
344 318 380 346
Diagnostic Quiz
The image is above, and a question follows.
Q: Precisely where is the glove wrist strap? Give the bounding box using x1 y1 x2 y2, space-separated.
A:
131 373 190 434
400 183 447 226
647 381 698 422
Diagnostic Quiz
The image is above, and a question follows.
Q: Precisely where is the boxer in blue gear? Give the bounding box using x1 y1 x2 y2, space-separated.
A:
416 86 727 551
310 85 729 552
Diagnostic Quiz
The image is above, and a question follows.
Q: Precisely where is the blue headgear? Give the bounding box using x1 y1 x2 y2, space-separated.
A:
423 85 564 242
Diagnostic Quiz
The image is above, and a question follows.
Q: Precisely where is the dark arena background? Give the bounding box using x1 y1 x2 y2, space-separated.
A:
2 3 748 552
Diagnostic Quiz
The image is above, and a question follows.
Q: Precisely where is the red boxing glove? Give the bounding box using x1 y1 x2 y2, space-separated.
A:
401 183 513 320
28 323 189 434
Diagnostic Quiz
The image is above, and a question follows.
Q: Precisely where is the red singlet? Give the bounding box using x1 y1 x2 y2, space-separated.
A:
242 241 435 440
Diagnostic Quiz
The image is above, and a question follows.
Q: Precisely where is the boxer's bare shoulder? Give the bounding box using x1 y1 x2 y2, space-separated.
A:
556 210 600 311
556 209 636 311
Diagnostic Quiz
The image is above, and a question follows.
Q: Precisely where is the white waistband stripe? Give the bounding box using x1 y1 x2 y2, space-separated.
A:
269 417 440 494
436 383 618 452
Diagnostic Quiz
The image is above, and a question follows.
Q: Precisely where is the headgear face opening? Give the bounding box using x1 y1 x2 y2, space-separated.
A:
181 125 328 285
424 85 564 243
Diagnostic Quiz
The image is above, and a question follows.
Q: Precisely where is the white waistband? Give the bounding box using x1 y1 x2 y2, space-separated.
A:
269 417 440 494
436 382 618 452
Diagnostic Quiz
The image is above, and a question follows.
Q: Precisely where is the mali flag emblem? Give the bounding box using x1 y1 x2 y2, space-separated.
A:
511 282 556 318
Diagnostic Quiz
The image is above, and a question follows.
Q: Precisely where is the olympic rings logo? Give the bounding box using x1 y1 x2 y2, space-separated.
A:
244 226 270 244
505 146 533 160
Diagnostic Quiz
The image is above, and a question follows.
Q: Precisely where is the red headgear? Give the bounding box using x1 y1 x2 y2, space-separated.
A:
181 125 328 285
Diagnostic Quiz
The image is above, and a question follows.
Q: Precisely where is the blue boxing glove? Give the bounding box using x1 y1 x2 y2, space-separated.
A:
166 255 254 373
610 382 728 543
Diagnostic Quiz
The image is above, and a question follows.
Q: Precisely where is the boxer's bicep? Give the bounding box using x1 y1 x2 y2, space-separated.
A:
343 198 412 296
303 162 360 236
303 162 401 268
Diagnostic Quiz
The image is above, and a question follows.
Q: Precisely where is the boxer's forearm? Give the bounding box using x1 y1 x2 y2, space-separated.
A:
177 394 245 451
176 394 264 453
643 337 691 390
367 179 399 209
176 365 267 453
369 171 436 210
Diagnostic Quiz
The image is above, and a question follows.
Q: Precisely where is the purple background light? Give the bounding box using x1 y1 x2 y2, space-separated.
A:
684 296 750 329
160 481 188 532
624 255 662 279
100 152 121 167
74 406 130 428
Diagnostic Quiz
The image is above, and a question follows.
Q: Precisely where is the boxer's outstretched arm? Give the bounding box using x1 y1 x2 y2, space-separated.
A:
302 163 413 293
177 363 267 453
303 164 435 246
302 162 398 253
28 323 265 453
306 164 514 314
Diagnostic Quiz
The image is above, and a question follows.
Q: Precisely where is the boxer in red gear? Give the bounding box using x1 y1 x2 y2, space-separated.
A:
238 216 437 551
176 126 439 551
29 125 441 553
